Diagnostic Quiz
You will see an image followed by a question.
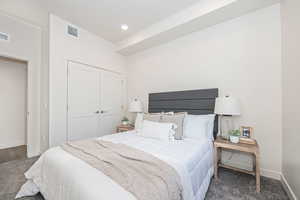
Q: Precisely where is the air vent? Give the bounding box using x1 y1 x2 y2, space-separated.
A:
0 32 10 42
67 25 78 38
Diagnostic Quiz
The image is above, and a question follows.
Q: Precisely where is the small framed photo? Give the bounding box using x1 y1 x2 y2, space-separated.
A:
240 126 253 138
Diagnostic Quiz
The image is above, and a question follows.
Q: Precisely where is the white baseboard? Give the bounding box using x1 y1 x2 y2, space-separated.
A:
0 141 26 149
281 174 298 200
261 168 281 180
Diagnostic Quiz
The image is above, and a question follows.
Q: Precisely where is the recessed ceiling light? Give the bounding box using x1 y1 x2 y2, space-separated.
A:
121 24 129 31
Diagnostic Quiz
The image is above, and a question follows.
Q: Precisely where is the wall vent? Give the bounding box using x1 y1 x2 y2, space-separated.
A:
0 32 10 42
67 25 78 38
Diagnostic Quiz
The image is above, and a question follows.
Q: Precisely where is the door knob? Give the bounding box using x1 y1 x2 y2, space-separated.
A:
95 111 100 114
100 110 108 114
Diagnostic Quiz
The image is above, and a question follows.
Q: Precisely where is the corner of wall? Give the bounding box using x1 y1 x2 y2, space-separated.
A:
281 173 298 200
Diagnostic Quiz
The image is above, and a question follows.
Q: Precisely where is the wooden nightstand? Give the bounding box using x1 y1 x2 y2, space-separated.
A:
116 124 134 133
214 137 261 193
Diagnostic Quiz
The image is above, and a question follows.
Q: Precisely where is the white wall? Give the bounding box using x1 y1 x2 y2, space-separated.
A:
0 1 128 152
49 15 126 147
0 57 27 149
0 13 42 157
127 5 282 178
0 0 50 153
282 0 300 199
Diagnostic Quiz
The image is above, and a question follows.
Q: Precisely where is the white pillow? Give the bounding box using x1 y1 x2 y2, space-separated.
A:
138 120 175 141
206 114 216 140
183 114 216 140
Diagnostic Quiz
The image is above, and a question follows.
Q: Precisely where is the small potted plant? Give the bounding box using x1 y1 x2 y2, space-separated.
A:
228 129 241 144
121 117 130 125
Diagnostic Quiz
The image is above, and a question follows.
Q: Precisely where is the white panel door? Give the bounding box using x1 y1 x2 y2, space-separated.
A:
67 62 101 141
99 71 124 136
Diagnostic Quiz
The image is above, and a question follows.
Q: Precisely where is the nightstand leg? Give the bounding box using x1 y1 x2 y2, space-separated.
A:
214 146 219 179
253 154 256 170
255 153 261 193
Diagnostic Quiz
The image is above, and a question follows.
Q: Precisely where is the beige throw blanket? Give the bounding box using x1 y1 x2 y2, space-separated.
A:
62 139 183 200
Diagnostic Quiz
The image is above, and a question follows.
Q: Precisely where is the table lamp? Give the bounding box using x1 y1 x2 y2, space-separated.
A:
214 96 241 139
129 99 143 113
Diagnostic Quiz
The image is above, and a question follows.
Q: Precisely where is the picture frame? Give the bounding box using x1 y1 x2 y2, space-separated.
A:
240 126 253 138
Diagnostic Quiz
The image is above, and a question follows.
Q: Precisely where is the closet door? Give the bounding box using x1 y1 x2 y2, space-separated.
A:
99 71 124 136
67 62 101 141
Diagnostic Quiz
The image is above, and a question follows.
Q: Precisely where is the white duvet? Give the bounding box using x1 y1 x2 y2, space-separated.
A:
17 131 213 200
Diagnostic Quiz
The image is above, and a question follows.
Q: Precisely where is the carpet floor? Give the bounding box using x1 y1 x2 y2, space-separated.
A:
0 158 289 200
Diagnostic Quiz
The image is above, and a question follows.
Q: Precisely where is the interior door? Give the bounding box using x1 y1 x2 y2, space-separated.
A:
67 62 101 141
99 70 124 136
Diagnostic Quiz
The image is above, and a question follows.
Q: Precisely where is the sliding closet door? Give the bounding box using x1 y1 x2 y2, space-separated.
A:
67 62 101 141
98 71 124 136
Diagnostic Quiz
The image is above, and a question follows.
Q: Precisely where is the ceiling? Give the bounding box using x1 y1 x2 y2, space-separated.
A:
39 0 201 42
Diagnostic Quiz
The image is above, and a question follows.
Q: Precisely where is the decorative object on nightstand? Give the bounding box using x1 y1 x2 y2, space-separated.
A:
240 126 253 138
214 137 261 193
121 117 130 125
228 129 241 144
116 124 134 133
240 126 256 144
214 96 241 139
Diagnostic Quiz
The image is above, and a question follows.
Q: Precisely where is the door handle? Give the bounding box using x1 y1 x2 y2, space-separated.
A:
100 110 108 114
95 111 100 114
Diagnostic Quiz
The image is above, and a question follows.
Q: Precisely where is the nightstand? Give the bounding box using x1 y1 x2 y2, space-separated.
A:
116 124 134 133
214 137 261 193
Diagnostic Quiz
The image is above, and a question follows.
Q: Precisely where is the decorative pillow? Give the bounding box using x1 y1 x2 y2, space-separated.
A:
143 113 162 122
138 120 175 141
183 115 210 140
160 112 187 140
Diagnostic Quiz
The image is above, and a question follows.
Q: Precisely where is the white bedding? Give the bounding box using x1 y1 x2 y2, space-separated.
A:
17 131 213 200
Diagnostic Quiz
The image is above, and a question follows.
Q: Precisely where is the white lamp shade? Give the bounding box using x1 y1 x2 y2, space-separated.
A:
214 96 241 116
129 99 143 113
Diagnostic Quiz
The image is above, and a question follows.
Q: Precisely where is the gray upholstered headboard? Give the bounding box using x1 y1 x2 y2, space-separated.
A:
148 88 219 139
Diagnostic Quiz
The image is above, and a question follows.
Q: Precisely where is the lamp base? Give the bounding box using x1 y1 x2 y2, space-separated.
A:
220 134 229 141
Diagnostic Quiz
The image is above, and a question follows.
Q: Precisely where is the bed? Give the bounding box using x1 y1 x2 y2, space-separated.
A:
17 88 219 200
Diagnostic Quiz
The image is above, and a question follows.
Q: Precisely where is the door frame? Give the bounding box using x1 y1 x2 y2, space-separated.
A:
0 54 40 158
0 14 42 157
66 60 126 141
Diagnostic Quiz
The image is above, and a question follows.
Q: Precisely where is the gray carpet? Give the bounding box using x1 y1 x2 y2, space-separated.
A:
0 146 27 164
0 158 289 200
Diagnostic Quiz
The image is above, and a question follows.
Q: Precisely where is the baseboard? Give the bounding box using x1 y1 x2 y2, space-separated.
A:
0 141 26 149
281 174 298 200
261 168 281 180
